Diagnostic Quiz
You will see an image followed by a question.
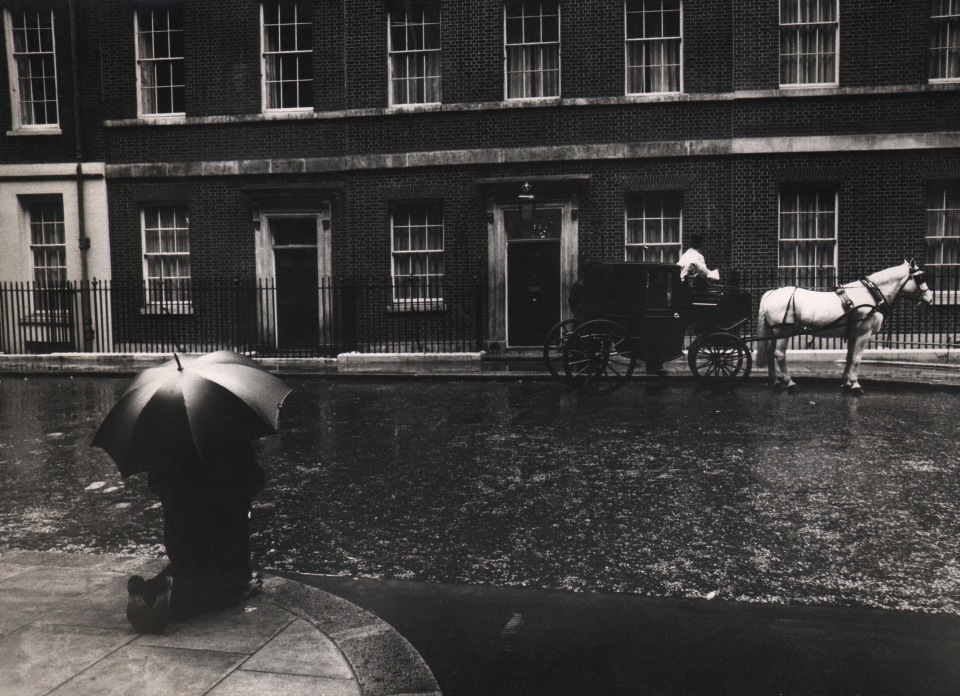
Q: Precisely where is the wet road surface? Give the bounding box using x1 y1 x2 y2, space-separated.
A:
1 375 958 615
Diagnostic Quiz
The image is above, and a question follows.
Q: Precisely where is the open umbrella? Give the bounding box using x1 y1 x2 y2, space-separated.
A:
93 351 293 478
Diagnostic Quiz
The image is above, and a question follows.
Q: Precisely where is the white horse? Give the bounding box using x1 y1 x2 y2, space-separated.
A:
756 260 933 394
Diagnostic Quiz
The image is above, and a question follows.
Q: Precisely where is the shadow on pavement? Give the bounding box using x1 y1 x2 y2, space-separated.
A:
282 573 960 696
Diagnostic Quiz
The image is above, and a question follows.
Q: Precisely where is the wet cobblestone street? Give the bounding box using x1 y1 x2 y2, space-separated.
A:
1 374 958 615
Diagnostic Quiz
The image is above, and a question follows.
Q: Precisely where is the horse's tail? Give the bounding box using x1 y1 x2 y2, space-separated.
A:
755 290 774 369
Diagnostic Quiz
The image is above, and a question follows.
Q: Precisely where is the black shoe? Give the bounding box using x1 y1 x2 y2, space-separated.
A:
126 574 171 634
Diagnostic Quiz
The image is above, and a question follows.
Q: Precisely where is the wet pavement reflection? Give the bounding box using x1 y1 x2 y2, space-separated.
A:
1 374 958 614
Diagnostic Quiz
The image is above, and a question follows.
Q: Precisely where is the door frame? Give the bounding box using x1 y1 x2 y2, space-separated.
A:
486 195 578 350
255 206 331 349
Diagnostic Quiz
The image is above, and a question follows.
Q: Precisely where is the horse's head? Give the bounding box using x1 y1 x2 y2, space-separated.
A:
904 259 934 306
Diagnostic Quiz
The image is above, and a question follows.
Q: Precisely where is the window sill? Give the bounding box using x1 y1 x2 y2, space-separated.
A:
504 96 561 105
137 114 186 123
624 90 682 99
7 127 62 137
778 83 839 91
140 304 194 316
386 301 447 313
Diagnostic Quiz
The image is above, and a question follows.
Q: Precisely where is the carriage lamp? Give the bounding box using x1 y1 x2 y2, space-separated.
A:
518 181 536 221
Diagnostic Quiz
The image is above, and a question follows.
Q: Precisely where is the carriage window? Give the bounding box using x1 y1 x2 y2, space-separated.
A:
779 0 838 87
625 0 682 95
779 186 836 288
391 201 444 304
625 192 682 263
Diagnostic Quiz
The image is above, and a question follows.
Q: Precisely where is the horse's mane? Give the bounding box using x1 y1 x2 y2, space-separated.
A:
864 261 909 285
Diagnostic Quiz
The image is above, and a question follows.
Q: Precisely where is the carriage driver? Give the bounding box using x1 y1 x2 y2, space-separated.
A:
641 233 720 377
678 233 720 285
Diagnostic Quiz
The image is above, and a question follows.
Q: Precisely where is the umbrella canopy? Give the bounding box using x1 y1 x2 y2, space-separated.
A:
92 351 293 478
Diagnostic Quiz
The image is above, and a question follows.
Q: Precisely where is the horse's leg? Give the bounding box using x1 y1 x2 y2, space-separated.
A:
841 337 856 390
755 310 779 387
773 337 798 391
843 334 869 395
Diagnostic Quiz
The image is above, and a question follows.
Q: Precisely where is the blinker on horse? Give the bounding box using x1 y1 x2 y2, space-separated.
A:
755 260 934 394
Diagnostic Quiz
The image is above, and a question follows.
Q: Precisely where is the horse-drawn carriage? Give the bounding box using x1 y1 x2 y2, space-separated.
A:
543 262 754 394
544 259 934 396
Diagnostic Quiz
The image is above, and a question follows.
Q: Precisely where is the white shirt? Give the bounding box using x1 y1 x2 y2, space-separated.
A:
678 248 720 282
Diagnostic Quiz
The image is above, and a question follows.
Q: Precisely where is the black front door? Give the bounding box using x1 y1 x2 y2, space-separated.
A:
505 208 562 347
271 216 321 351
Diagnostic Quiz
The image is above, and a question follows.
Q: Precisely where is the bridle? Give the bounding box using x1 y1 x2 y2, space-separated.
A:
862 263 932 312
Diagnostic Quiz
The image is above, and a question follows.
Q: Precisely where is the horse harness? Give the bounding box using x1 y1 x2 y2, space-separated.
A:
780 274 905 336
835 278 890 318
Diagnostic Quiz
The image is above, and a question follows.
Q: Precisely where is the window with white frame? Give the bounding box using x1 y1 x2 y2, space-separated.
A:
927 183 960 266
625 192 682 263
931 0 960 81
505 0 559 99
136 6 184 116
389 3 441 105
4 7 59 129
625 0 681 94
391 201 444 304
927 183 960 301
143 205 191 308
779 186 837 287
27 198 67 312
779 0 838 86
262 0 312 111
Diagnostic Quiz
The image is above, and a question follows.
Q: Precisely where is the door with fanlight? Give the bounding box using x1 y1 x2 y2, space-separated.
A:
505 207 563 347
259 212 331 352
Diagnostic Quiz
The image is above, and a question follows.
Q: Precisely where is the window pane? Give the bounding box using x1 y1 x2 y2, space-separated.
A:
263 1 312 109
391 202 444 301
780 2 837 85
779 187 836 283
506 1 559 99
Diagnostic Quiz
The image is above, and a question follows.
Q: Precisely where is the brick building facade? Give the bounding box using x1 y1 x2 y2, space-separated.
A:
2 0 958 354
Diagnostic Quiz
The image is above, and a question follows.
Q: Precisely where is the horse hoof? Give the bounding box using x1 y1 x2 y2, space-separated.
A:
850 386 864 397
786 384 799 393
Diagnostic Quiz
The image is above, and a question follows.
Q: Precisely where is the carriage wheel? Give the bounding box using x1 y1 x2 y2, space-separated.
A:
562 319 636 395
688 332 752 392
542 318 582 384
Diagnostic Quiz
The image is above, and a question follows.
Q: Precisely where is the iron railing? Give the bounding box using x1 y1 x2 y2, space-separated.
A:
0 278 485 356
0 269 957 356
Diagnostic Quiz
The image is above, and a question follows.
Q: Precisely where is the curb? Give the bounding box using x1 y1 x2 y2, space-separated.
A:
263 575 442 696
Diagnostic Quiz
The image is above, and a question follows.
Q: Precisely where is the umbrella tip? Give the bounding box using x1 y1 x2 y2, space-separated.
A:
174 353 183 371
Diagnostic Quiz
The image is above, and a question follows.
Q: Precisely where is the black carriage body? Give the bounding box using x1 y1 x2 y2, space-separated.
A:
549 262 755 394
573 262 690 363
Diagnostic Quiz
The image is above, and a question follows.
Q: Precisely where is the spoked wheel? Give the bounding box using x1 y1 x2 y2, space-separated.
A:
688 332 752 392
562 319 637 395
542 318 582 384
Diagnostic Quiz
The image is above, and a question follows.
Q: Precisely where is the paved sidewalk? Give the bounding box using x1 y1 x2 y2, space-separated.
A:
0 550 440 696
2 349 960 387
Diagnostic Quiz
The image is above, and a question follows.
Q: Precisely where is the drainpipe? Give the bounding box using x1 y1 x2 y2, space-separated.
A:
69 0 93 351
